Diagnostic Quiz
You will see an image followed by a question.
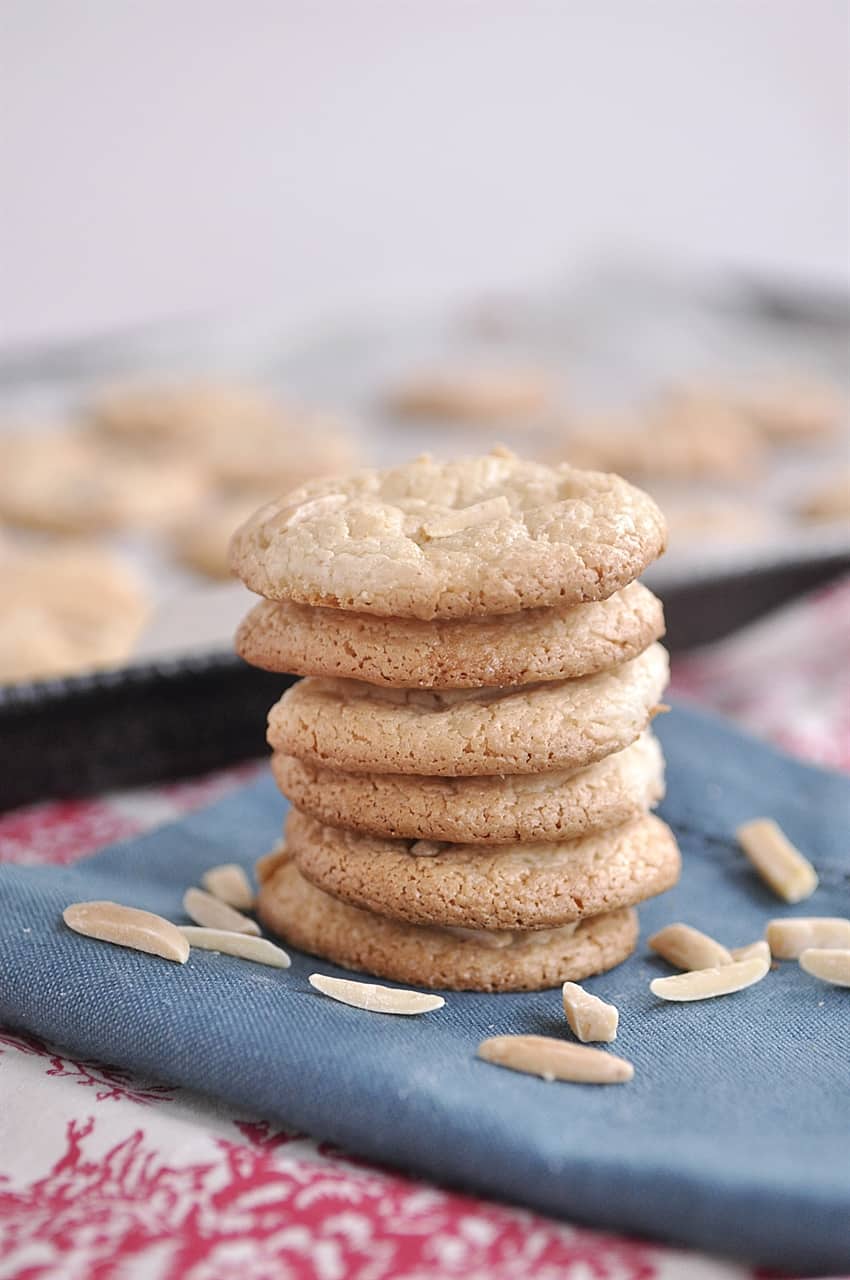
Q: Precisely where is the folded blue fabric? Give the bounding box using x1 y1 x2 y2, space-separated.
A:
1 704 848 1273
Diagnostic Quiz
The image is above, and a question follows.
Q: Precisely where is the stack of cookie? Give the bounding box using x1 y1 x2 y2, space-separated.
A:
231 450 680 991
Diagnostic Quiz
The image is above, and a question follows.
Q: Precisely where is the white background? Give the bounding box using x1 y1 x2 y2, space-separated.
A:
1 0 847 348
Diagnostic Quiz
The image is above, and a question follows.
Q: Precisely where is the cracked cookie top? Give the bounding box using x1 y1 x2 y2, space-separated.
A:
229 450 667 618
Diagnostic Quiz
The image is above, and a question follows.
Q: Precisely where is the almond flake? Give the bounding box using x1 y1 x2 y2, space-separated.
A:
799 948 850 988
561 983 619 1042
183 887 260 935
63 901 189 964
650 954 769 1001
478 1035 633 1084
736 818 818 903
422 496 511 539
648 923 732 970
767 917 850 960
201 863 255 911
308 973 444 1015
409 840 446 857
730 940 771 964
180 927 290 968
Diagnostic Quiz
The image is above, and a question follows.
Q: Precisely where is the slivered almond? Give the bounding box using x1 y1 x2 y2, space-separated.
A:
650 954 769 1001
308 973 445 1015
180 927 290 968
201 863 255 911
478 1035 633 1084
409 840 446 857
183 887 260 935
422 496 511 539
256 842 288 884
736 818 818 903
767 917 850 960
282 493 346 530
561 983 619 1042
799 948 850 988
731 939 771 964
648 923 732 970
63 901 189 964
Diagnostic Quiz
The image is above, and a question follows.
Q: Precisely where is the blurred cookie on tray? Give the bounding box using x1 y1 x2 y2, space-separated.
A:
171 494 265 580
658 498 775 547
552 399 764 485
666 376 847 444
88 379 358 496
798 469 850 525
0 541 150 684
0 429 206 534
385 365 557 427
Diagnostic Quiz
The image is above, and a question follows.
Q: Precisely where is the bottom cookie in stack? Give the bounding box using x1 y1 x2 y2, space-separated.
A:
257 845 640 993
256 810 680 992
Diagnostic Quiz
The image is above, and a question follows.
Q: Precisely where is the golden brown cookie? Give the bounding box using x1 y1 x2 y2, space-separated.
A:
90 380 357 495
91 381 289 447
172 495 262 579
0 543 150 683
271 731 664 844
257 851 638 992
672 379 846 443
286 809 681 930
267 642 669 777
385 367 554 423
561 403 762 483
229 451 667 618
799 470 850 524
237 580 664 688
0 431 205 534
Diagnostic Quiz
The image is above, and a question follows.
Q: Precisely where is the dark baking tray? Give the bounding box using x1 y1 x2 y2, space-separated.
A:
2 551 848 813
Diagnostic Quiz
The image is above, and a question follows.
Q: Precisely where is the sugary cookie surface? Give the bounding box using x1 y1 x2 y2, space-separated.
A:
229 451 667 618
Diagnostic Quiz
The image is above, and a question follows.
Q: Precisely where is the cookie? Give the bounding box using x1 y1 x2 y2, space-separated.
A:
562 404 762 483
257 851 638 992
267 642 669 777
173 495 262 579
91 381 356 494
660 498 772 546
91 381 291 448
672 379 845 443
237 579 664 688
285 809 681 930
271 731 664 844
0 543 150 683
386 367 553 423
0 431 205 534
799 470 850 524
229 451 667 618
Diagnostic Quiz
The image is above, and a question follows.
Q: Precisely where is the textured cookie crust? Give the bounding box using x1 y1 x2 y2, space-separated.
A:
286 810 681 930
257 854 639 992
229 452 667 618
267 642 669 777
272 732 664 844
237 580 664 688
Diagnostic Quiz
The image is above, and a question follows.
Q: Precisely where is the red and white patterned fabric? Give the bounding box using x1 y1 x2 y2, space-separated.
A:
2 577 848 1280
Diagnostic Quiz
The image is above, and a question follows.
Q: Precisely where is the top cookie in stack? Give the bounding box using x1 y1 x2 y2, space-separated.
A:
231 449 679 992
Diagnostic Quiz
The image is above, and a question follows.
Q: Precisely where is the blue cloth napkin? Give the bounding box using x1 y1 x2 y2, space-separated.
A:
1 704 848 1273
